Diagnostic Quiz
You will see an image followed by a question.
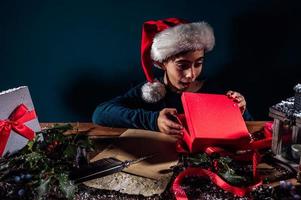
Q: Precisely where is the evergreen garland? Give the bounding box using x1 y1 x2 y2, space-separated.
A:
0 124 94 199
181 153 254 186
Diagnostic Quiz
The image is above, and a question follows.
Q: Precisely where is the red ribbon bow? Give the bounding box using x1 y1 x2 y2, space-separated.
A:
0 104 37 156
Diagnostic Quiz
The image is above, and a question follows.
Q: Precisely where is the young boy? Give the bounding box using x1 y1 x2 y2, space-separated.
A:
92 18 252 138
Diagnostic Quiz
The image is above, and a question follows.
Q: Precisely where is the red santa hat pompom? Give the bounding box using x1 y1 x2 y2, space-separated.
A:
140 18 215 103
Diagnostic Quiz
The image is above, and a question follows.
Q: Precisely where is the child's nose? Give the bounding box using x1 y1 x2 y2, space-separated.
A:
185 67 195 79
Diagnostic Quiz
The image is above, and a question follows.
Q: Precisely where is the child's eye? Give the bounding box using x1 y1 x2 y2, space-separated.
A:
177 64 190 70
194 62 203 68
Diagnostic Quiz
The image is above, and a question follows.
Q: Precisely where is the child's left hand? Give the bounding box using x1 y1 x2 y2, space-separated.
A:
226 90 246 114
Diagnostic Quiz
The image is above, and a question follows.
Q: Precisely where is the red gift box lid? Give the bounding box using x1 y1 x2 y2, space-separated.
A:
181 92 250 152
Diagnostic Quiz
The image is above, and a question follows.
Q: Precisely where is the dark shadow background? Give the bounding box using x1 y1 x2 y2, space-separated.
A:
0 0 300 122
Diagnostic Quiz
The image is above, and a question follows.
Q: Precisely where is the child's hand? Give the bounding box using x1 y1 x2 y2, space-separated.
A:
226 90 246 114
157 108 183 138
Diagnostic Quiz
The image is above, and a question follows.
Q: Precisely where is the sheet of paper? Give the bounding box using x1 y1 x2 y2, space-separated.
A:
91 129 178 180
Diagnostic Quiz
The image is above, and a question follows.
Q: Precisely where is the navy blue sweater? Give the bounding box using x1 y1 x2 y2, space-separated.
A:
92 79 253 131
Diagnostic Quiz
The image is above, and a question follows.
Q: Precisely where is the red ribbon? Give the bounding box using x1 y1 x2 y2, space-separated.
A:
172 167 262 199
173 122 273 199
0 104 37 156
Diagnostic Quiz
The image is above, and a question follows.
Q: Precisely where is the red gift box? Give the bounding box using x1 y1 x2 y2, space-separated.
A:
172 92 273 199
179 92 251 153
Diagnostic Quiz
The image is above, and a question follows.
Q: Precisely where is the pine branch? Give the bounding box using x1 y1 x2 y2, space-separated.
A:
0 124 93 199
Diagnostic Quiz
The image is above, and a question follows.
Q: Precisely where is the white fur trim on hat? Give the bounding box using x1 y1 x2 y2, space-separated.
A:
151 22 215 63
141 80 166 103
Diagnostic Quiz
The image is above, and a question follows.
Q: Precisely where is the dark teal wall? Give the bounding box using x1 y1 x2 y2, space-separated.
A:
0 0 300 121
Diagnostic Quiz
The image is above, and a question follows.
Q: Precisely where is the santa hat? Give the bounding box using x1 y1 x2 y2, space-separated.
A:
140 18 215 103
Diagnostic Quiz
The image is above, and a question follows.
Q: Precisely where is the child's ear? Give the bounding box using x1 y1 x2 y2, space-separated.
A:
154 61 166 70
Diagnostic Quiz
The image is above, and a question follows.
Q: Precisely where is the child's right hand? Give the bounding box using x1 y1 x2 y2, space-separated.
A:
157 108 183 138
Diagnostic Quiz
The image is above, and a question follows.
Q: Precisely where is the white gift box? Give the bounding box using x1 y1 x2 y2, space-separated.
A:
0 86 41 156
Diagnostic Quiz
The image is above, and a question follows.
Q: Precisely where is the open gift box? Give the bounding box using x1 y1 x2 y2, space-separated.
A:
178 92 265 153
172 92 273 198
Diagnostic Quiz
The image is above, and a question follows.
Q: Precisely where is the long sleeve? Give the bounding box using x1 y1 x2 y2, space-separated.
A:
242 109 253 121
92 83 161 131
92 79 254 131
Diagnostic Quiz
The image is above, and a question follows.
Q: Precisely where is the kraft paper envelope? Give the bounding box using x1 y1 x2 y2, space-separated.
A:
90 129 179 180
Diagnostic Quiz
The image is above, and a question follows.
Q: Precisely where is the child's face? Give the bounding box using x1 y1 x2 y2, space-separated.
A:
162 49 204 91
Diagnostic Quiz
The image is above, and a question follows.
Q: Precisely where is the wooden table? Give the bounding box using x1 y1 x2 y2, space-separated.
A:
40 121 269 161
40 121 268 138
40 121 300 198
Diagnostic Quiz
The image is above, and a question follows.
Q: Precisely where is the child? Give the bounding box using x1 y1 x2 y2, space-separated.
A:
92 18 252 137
